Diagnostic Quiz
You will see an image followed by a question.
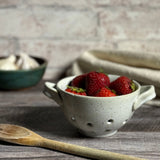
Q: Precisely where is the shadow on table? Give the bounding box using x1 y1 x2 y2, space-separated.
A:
0 106 83 138
0 104 160 139
120 105 160 132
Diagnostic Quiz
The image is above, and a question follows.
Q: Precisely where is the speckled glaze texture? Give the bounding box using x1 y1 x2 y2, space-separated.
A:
44 75 156 137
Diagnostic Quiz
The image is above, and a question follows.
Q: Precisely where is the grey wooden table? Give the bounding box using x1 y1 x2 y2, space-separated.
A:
0 80 160 160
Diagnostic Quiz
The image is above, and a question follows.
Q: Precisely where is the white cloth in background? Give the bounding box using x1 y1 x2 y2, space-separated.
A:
67 50 160 106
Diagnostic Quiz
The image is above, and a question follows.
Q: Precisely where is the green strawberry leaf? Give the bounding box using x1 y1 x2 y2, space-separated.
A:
67 86 86 93
131 81 136 92
96 68 108 76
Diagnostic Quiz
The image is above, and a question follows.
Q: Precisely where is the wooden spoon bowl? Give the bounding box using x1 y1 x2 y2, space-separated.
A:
0 124 145 160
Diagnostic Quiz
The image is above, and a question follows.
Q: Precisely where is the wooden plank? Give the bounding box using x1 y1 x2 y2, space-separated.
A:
0 80 159 160
0 132 159 160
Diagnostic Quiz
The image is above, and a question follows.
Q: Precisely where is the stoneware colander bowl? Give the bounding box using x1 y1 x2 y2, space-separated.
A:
43 75 156 137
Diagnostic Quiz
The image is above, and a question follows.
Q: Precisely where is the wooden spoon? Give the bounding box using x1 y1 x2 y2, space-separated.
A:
0 124 145 160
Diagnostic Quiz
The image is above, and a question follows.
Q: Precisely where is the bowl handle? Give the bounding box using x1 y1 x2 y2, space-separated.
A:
132 85 156 111
43 82 63 105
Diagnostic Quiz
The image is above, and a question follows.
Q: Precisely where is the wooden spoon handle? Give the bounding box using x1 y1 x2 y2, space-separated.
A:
40 138 146 160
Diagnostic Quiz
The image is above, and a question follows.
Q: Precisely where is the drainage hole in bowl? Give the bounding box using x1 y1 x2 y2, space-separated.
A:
107 119 114 124
105 129 111 132
87 123 93 127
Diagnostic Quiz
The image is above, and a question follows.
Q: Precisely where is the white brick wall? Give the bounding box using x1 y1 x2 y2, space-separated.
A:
99 7 160 40
0 0 159 80
0 7 97 39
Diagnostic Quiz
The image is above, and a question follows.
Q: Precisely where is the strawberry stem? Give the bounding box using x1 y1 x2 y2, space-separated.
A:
130 81 136 91
67 86 86 93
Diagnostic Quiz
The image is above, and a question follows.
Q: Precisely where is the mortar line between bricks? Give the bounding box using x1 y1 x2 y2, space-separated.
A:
1 37 160 43
0 4 160 10
0 5 17 9
0 37 102 42
24 4 94 12
92 4 160 10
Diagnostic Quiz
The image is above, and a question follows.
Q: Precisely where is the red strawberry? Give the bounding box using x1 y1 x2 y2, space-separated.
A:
71 74 87 88
110 76 136 95
65 86 87 96
95 87 116 97
86 71 110 96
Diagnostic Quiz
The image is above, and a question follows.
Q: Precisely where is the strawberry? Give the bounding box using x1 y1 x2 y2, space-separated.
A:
71 74 87 89
95 87 116 97
86 71 110 96
65 86 87 96
110 76 136 95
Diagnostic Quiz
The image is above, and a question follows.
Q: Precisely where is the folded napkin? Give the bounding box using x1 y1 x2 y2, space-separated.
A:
67 50 160 104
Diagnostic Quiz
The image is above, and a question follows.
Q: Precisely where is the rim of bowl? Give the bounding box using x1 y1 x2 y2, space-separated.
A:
0 55 47 73
56 75 141 99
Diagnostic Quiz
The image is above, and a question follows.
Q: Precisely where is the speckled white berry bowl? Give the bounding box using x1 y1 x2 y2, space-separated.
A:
43 75 156 137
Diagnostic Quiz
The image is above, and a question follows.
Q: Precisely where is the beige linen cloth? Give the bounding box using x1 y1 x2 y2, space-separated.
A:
67 50 160 106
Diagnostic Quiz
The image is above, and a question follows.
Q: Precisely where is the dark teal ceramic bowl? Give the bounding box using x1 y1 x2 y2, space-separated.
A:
0 56 47 90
